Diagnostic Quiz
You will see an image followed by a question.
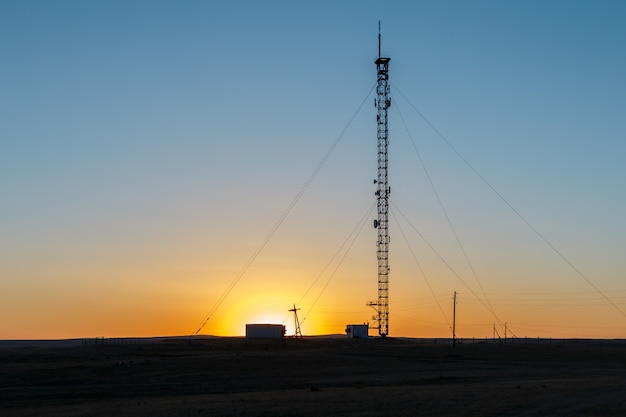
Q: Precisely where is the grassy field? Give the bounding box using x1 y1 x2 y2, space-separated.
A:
2 337 626 416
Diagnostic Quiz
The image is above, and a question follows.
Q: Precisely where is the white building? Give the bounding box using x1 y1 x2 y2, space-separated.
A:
345 324 369 339
245 324 285 339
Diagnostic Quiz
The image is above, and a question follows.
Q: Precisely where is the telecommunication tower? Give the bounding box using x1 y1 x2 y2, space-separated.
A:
367 23 391 337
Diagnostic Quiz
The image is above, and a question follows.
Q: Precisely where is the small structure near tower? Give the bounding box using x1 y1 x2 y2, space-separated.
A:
245 324 285 339
346 324 369 339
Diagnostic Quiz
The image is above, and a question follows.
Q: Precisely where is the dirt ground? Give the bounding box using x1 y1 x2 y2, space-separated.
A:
2 337 626 416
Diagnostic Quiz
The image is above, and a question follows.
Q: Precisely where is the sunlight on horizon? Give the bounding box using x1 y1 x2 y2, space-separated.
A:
2 2 626 341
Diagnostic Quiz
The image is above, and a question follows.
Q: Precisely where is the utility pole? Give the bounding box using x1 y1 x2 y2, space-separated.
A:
367 21 392 338
493 324 502 343
288 304 302 338
452 291 457 348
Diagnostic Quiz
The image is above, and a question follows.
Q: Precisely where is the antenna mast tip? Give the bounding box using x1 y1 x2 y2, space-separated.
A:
378 20 382 58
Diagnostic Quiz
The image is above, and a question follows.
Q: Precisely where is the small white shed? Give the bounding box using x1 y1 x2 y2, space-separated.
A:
345 324 369 339
245 324 285 339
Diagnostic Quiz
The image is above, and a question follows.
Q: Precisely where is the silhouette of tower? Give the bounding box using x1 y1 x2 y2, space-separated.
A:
368 23 391 337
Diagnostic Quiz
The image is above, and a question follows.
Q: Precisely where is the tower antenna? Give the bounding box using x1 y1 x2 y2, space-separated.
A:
367 24 391 337
378 20 381 58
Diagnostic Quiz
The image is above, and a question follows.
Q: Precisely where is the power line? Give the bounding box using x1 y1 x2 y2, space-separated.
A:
391 210 452 331
391 202 503 324
297 203 375 308
394 100 499 324
392 85 626 319
191 84 376 335
301 203 374 325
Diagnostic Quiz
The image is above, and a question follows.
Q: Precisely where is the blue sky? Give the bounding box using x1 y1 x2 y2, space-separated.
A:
2 1 625 339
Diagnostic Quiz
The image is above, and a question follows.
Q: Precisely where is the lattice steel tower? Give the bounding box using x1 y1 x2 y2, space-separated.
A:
368 24 391 337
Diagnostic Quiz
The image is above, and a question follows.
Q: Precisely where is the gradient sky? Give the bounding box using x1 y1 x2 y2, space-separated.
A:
2 1 625 339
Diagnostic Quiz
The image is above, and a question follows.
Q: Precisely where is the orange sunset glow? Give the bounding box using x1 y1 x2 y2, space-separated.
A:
2 2 626 341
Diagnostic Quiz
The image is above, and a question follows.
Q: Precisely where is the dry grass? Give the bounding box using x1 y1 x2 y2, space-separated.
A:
2 337 626 416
